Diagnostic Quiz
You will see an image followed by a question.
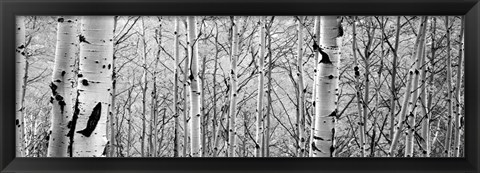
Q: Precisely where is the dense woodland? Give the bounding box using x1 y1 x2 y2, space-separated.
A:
15 16 464 157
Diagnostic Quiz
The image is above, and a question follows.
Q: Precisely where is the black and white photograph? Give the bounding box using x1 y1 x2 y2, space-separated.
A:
15 15 464 158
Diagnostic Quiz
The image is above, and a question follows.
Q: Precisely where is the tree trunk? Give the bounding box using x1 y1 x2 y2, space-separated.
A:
173 17 181 157
108 16 118 157
311 16 342 157
296 16 306 157
47 16 78 157
187 16 202 157
140 17 148 157
405 16 428 157
390 16 401 143
228 16 239 157
255 16 266 157
309 16 320 157
265 16 274 157
72 16 114 157
444 16 453 157
389 16 426 157
182 21 190 157
15 16 26 157
453 16 464 157
351 16 366 157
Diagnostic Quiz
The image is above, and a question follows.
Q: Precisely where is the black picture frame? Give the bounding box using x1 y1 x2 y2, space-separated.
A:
1 0 479 172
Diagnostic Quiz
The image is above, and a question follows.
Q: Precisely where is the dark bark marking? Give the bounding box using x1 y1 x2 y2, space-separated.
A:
319 48 332 64
79 35 90 44
76 102 102 137
58 17 64 23
108 64 111 69
49 82 58 96
81 79 89 86
328 75 334 79
61 71 66 76
67 91 80 157
15 119 19 125
78 74 83 78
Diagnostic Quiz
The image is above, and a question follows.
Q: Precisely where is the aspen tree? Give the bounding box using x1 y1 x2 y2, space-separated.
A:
296 16 306 157
405 16 428 157
351 16 366 157
15 16 26 157
228 16 239 157
389 16 426 157
173 17 181 157
255 16 266 157
151 23 162 157
187 16 202 157
390 16 401 143
311 16 342 157
108 16 118 157
453 16 464 157
265 16 274 157
140 17 148 157
47 16 78 157
182 18 190 157
72 16 114 157
422 17 437 157
420 18 436 157
309 16 320 157
444 16 453 157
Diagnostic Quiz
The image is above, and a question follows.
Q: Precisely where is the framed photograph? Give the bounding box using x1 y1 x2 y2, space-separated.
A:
1 0 479 172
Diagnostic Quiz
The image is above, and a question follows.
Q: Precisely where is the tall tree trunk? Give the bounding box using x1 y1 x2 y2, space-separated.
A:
200 53 207 156
72 16 114 157
126 77 134 157
351 16 366 157
187 16 202 157
311 16 342 157
140 17 148 157
420 17 437 157
264 16 274 157
296 16 306 157
388 16 426 157
255 16 266 157
151 26 161 157
173 17 181 157
182 22 190 157
453 16 464 157
444 16 453 157
390 16 401 143
47 16 78 157
422 17 436 157
15 16 26 157
108 16 118 157
405 16 428 157
228 16 239 157
309 16 320 157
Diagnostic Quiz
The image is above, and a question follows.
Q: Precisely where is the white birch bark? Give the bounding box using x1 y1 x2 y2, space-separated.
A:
405 16 428 157
15 16 26 157
312 16 341 157
228 16 239 157
389 16 426 157
444 16 453 157
173 17 181 157
187 16 202 157
47 16 78 157
453 16 464 157
254 16 266 157
72 16 114 157
309 16 320 157
296 16 306 157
